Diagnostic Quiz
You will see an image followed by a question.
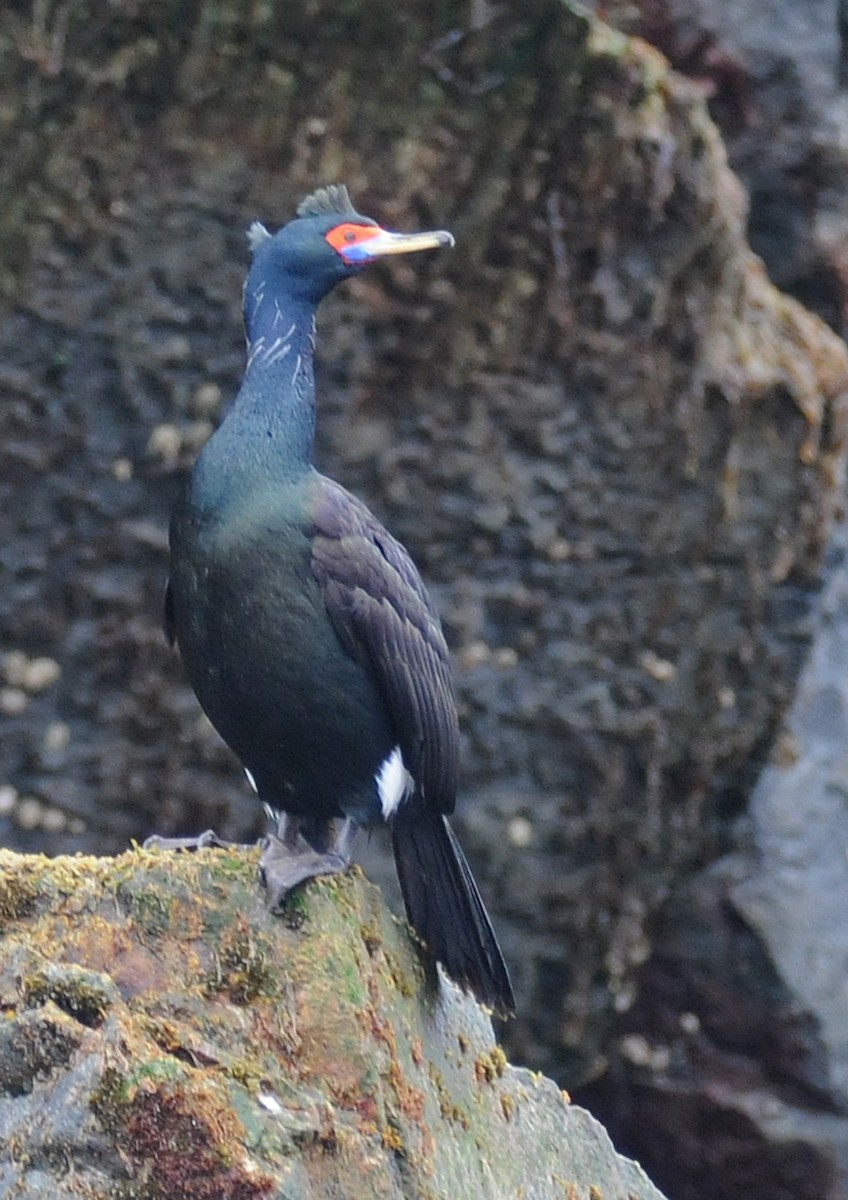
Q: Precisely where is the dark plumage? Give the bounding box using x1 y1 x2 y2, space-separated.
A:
163 185 513 1015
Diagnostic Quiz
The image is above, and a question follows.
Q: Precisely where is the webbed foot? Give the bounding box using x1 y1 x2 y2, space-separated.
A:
259 815 356 912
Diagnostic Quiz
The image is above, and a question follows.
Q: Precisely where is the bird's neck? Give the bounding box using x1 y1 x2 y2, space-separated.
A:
197 290 319 502
241 292 318 465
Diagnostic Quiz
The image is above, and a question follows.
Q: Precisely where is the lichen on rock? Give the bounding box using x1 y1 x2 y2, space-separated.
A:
0 846 664 1198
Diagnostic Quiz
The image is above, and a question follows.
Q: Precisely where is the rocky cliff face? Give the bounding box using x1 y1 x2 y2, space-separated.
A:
580 517 848 1199
582 0 848 332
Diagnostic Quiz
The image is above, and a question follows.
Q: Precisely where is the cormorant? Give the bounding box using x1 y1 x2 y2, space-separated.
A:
161 185 514 1016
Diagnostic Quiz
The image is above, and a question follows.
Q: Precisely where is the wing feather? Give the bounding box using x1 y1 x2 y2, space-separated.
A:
164 579 176 647
310 478 459 813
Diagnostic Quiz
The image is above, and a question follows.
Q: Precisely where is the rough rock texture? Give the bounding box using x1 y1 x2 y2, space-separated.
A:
582 517 848 1197
0 847 666 1200
582 0 848 331
2 0 848 1152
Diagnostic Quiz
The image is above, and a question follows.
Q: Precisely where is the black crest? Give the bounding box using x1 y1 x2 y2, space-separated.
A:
296 184 358 220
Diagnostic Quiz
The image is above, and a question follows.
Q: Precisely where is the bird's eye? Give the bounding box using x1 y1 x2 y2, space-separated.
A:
325 222 382 258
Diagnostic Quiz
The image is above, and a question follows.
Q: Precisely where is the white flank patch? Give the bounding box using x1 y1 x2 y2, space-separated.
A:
376 746 414 819
244 768 258 793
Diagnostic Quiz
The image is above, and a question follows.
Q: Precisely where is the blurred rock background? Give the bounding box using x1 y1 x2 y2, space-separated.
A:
3 2 848 1195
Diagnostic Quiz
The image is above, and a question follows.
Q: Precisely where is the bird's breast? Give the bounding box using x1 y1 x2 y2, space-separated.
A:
168 491 394 819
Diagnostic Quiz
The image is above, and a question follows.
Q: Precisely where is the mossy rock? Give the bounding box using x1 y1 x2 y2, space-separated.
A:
0 847 665 1199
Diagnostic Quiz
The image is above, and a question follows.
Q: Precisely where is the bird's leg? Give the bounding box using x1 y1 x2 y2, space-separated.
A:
260 814 357 912
333 816 357 862
143 829 243 852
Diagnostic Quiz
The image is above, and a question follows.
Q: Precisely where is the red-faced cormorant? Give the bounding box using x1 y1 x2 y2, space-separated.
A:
161 185 514 1016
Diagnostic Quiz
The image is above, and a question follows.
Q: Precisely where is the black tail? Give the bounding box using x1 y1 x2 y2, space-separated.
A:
391 805 514 1016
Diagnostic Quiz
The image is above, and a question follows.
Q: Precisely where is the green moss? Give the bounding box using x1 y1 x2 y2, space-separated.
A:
126 1057 192 1094
202 916 277 1004
119 883 175 937
203 850 258 883
276 886 309 929
90 1067 132 1130
23 962 119 1027
0 845 666 1196
0 863 41 924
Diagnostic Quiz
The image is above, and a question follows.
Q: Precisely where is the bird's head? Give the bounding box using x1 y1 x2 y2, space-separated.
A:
245 184 455 308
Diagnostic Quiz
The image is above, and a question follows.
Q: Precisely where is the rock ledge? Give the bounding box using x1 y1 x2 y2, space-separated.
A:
0 847 665 1199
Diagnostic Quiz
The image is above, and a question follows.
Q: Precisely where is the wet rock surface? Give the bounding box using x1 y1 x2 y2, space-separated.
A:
2 3 848 1193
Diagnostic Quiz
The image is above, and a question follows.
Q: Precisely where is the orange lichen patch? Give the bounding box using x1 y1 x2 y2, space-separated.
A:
249 997 301 1065
63 915 175 998
142 1012 241 1072
362 972 427 1131
427 1062 470 1131
380 1124 403 1152
118 884 210 946
359 918 382 956
500 1092 516 1122
411 1038 424 1067
149 895 211 944
387 1057 426 1125
380 944 418 998
366 1005 396 1055
142 1015 185 1056
326 1073 377 1122
296 1001 374 1097
473 1046 508 1085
